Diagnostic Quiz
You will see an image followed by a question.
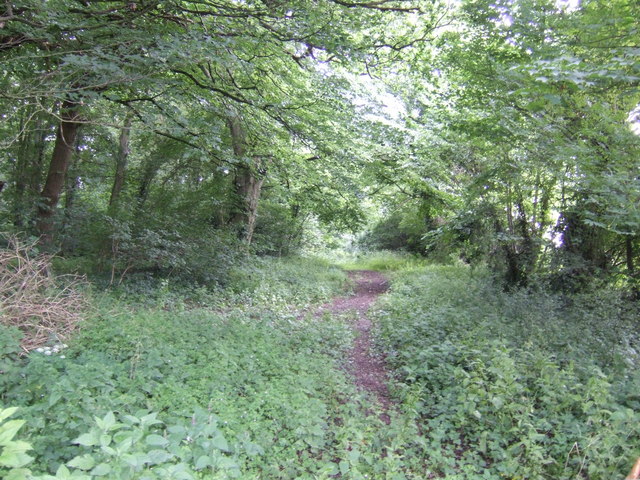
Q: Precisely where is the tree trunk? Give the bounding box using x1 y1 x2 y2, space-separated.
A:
136 156 162 208
13 109 48 228
61 167 81 255
626 236 638 299
109 114 133 212
626 236 635 277
239 166 265 245
227 115 265 245
36 101 81 245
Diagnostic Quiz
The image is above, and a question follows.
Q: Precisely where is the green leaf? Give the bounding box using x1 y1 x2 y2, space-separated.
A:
0 420 25 445
211 433 229 452
95 412 116 431
141 412 162 427
48 391 63 407
55 464 72 479
194 455 211 469
99 434 112 447
0 407 19 424
67 454 96 471
5 468 33 480
73 432 98 447
242 441 264 457
147 449 173 464
0 450 34 468
122 452 149 468
145 434 169 447
90 463 112 476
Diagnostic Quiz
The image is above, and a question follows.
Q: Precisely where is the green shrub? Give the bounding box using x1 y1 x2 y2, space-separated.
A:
0 407 35 480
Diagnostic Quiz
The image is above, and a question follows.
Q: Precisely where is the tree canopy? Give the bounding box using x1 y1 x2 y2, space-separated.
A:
1 0 638 290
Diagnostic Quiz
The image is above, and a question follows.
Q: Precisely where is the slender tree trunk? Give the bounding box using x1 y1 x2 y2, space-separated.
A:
61 169 81 255
626 236 638 299
227 115 246 227
136 156 162 208
36 101 81 245
109 115 133 212
13 109 48 227
60 128 85 254
626 236 635 276
243 167 265 245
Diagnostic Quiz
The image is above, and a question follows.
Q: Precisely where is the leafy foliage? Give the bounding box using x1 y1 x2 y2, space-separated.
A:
0 257 388 478
376 265 640 479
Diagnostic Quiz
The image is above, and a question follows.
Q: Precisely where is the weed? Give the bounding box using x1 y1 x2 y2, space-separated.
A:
376 264 640 479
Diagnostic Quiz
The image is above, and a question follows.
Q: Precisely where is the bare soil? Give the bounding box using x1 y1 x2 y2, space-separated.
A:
317 270 392 423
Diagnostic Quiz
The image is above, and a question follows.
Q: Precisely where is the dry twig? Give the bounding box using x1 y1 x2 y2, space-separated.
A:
0 235 87 351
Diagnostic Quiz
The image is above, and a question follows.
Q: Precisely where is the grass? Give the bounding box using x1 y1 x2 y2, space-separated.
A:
334 250 429 272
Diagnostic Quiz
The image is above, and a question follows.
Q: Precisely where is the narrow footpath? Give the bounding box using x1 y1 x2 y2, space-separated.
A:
317 270 392 422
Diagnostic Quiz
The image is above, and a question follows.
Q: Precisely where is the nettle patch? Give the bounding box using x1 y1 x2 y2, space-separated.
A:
376 265 640 479
0 257 402 479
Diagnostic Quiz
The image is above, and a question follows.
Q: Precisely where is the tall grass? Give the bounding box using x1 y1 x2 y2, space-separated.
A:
335 250 429 272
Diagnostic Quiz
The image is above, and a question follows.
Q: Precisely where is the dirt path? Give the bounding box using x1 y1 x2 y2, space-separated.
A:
317 270 392 423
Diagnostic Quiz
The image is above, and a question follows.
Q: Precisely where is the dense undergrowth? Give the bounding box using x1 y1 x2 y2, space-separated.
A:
3 250 640 479
376 264 640 479
0 256 369 479
0 254 427 480
333 251 428 272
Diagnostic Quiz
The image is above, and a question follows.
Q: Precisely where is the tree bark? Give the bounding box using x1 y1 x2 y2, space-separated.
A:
61 162 81 254
36 101 81 244
626 236 635 277
13 109 48 227
239 165 265 245
227 115 265 245
626 236 638 299
109 114 133 211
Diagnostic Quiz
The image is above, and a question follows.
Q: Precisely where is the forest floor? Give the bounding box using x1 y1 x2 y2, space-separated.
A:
316 270 392 423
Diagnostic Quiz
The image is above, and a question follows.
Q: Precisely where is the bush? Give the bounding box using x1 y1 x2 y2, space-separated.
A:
336 250 428 272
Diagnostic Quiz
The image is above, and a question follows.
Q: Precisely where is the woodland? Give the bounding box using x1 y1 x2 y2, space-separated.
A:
1 0 640 479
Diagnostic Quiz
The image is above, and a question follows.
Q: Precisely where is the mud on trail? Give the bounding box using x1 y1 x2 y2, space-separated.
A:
317 270 392 422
